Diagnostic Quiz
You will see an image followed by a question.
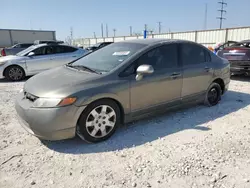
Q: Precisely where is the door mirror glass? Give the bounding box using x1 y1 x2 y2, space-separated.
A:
136 64 154 81
27 52 35 57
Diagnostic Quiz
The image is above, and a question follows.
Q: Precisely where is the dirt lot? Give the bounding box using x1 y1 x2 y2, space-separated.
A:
0 77 250 188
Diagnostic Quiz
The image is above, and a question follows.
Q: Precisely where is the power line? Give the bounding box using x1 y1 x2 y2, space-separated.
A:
157 22 162 34
217 0 227 29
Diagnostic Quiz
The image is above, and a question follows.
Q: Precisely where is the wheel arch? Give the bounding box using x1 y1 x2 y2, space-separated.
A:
212 78 225 94
3 64 26 77
77 97 125 124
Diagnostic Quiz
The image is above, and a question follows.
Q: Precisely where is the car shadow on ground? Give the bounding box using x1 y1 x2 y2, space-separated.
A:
42 90 250 154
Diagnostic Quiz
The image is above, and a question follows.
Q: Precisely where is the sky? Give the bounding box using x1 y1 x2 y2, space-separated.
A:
1 0 250 40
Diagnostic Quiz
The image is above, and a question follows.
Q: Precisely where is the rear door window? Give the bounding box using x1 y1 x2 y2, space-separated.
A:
32 46 55 56
181 43 206 66
53 46 77 54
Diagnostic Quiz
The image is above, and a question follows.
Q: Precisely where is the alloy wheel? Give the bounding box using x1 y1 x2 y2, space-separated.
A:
86 105 116 138
8 67 23 81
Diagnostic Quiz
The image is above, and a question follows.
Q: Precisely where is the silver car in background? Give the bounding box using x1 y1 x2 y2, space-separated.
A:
1 43 33 56
0 42 87 81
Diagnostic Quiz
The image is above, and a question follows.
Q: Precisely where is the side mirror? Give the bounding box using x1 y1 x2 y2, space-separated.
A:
27 52 35 57
136 64 154 81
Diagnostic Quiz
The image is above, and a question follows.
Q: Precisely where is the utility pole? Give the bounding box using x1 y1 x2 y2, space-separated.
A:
30 20 33 30
217 0 227 29
204 3 208 30
157 22 162 34
130 26 132 36
106 24 108 37
113 29 116 37
101 24 104 38
70 27 73 45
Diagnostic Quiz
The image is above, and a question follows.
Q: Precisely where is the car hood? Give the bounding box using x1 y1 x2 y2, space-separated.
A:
0 55 26 63
24 66 101 98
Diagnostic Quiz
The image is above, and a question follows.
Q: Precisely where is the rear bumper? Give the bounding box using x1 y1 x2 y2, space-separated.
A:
230 61 250 74
230 67 250 74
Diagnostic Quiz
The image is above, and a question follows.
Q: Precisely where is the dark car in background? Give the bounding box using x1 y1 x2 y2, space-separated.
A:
214 41 238 53
1 43 33 56
85 42 113 52
217 40 250 75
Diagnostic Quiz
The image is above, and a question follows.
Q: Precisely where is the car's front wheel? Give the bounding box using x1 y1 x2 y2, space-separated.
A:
204 82 222 107
77 99 121 143
5 65 25 81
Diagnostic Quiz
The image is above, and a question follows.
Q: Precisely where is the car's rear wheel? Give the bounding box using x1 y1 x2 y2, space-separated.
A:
5 65 25 81
77 99 121 143
204 82 222 107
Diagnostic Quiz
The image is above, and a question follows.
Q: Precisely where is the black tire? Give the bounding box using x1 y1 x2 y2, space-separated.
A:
77 99 121 143
204 82 222 107
5 65 25 81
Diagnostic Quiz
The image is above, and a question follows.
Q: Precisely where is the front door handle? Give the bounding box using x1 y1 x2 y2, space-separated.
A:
170 72 182 79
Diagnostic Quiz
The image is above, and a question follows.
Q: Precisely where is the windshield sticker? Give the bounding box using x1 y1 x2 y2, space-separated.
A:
113 51 130 56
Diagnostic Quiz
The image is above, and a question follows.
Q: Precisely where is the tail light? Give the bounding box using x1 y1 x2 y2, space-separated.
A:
1 49 6 56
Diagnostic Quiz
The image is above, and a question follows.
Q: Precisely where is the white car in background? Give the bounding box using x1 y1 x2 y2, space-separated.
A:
0 41 87 81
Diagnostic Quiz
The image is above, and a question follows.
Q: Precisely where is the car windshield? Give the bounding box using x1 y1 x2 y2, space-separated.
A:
16 45 37 56
71 42 146 73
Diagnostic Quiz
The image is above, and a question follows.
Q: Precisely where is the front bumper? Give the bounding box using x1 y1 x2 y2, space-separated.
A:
15 91 86 141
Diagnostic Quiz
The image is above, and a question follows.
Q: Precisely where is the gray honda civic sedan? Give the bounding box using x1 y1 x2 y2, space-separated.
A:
15 39 230 143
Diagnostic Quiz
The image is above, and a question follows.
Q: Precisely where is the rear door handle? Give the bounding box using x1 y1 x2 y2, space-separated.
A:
170 72 182 79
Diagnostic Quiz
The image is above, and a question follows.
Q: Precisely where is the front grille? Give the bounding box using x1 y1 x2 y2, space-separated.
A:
23 91 38 102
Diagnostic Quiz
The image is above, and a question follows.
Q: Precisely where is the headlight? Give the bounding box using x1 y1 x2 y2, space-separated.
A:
0 61 7 65
33 97 77 108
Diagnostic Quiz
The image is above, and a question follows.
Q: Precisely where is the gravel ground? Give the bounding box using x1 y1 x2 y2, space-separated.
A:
0 76 250 188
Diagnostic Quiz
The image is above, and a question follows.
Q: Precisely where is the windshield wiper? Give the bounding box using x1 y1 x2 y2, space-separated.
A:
66 64 101 74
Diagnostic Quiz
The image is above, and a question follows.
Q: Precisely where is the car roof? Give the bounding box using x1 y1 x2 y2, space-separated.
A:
33 43 76 48
118 38 191 45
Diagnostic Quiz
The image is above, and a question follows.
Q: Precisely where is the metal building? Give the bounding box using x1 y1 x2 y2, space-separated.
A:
0 29 56 47
73 26 250 48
